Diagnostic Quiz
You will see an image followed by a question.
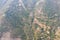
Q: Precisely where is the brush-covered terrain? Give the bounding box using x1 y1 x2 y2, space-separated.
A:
0 0 60 40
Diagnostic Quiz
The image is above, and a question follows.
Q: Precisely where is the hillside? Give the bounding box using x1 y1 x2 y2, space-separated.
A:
0 0 60 40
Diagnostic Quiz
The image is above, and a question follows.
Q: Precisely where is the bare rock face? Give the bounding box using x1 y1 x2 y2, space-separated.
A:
1 32 11 40
1 31 21 40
